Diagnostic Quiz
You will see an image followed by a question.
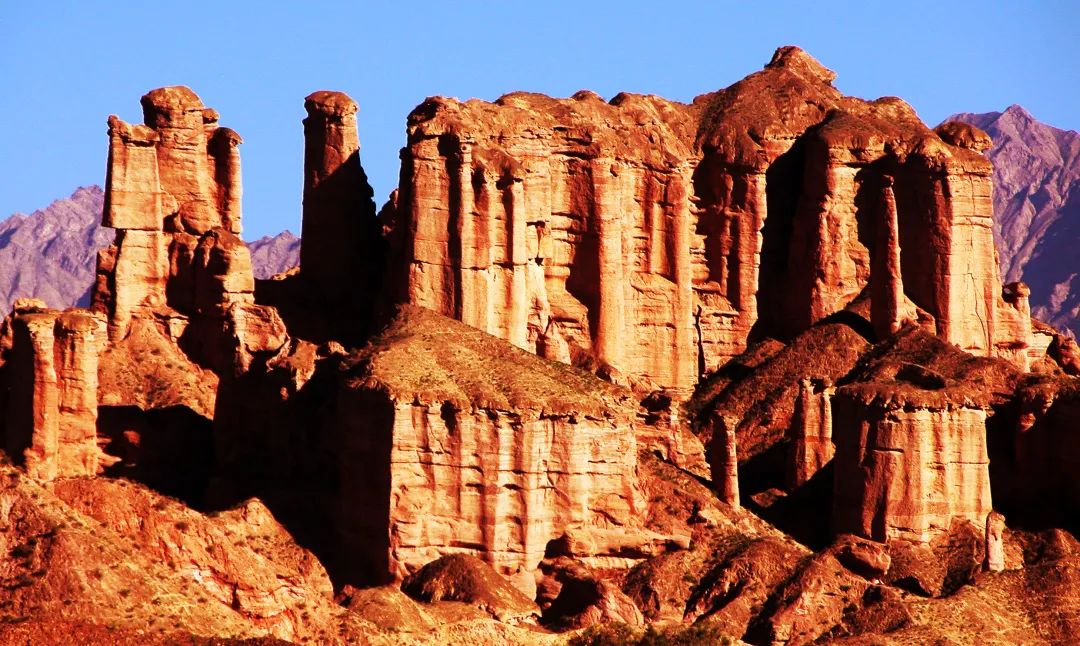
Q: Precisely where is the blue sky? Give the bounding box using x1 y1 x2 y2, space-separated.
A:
2 1 1077 238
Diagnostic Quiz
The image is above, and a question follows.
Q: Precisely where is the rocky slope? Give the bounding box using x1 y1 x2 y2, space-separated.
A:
946 106 1080 337
0 47 1078 646
0 186 300 315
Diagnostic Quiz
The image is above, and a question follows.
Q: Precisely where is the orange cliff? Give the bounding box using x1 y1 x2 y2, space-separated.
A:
387 46 1033 397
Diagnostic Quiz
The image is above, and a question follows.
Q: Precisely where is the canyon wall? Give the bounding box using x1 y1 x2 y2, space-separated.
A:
832 391 992 544
390 47 1032 394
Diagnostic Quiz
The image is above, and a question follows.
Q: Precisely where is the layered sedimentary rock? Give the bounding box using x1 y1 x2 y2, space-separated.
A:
333 306 652 583
832 393 992 544
831 328 1020 544
392 46 1032 394
94 87 254 343
0 302 105 481
947 106 1080 339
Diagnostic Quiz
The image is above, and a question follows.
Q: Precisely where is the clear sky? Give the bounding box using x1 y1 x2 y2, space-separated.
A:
2 1 1077 239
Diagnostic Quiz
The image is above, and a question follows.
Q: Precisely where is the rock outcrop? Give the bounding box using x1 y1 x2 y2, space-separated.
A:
333 306 655 584
2 46 1077 646
0 302 105 481
94 87 255 345
300 91 380 318
832 327 1020 544
390 46 1032 395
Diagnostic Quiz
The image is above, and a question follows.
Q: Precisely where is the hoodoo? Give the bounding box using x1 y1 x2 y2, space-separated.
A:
389 46 1033 398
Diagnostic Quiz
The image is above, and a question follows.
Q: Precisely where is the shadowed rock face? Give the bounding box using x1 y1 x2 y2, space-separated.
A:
390 46 1031 396
947 106 1080 339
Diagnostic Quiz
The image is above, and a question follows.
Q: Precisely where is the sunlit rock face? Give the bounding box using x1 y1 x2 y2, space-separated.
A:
390 46 1031 396
95 86 254 345
0 302 106 481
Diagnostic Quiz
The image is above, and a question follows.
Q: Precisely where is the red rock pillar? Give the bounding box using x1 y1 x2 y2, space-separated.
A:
3 308 104 481
871 176 905 339
209 127 244 235
53 311 105 478
99 87 251 341
985 510 1005 572
711 415 741 508
453 145 488 331
507 176 529 349
301 90 376 306
592 158 625 368
140 87 216 233
788 378 835 489
670 166 696 393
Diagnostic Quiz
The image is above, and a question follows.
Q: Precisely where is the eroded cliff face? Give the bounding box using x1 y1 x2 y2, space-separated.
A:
1 46 1077 646
391 46 1031 395
832 395 992 544
333 306 658 586
827 328 1021 545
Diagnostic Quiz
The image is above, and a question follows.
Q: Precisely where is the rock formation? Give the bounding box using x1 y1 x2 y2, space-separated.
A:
390 46 1032 395
333 306 657 584
94 87 254 345
1 46 1079 646
947 106 1080 338
832 392 993 544
830 328 1020 545
787 377 835 489
0 301 105 481
300 91 379 313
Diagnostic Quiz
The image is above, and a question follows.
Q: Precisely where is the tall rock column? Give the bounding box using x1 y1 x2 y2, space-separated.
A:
96 87 255 345
2 307 105 481
301 91 378 315
709 414 741 508
592 158 625 370
870 176 906 339
788 378 835 489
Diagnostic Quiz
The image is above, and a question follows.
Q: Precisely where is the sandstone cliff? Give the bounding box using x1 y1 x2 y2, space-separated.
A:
333 306 656 584
0 46 1076 646
389 46 1031 396
948 106 1080 339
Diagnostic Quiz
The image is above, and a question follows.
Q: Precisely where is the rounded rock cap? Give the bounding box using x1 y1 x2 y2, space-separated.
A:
141 86 205 114
305 90 358 117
